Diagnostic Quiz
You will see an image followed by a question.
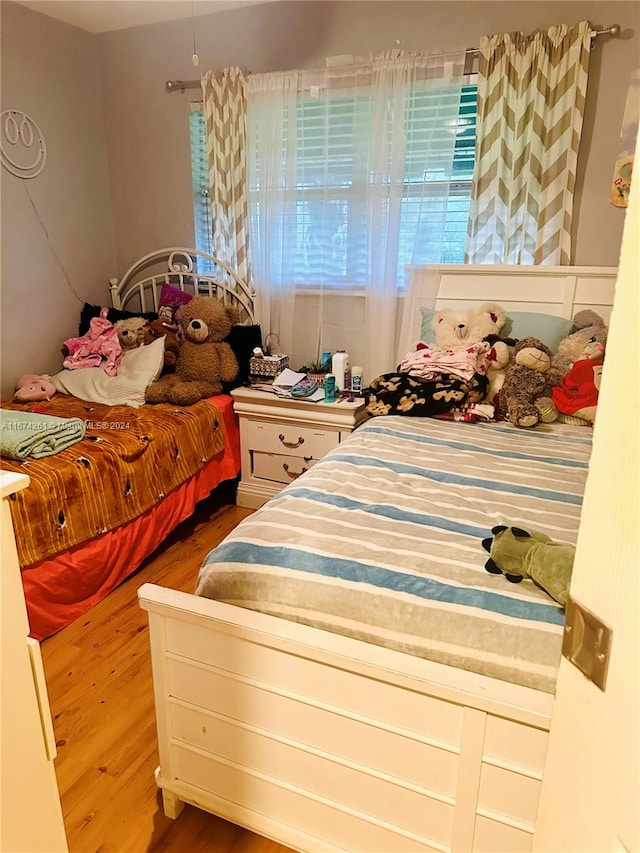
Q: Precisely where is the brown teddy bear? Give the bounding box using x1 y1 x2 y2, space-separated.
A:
499 337 563 428
142 319 181 372
114 317 146 351
145 296 239 405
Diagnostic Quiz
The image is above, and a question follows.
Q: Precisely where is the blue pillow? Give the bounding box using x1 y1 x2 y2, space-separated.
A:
500 312 573 353
419 307 438 344
420 307 571 353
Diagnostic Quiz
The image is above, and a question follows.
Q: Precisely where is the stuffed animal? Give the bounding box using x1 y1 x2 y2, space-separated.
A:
553 310 608 376
142 319 181 372
482 524 575 606
499 337 563 428
13 373 57 403
536 313 607 426
145 295 239 405
431 303 506 349
114 317 146 352
483 334 517 409
546 357 605 425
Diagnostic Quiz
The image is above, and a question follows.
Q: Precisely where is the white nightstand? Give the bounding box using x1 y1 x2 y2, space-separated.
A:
231 386 368 509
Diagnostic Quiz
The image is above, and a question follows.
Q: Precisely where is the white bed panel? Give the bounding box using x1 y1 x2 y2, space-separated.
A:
398 264 617 361
140 586 553 853
473 815 533 852
164 618 466 748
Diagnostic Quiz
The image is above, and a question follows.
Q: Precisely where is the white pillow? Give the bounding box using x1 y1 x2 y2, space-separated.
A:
52 338 165 407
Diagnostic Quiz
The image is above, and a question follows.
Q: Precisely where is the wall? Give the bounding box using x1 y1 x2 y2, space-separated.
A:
0 1 116 398
1 2 636 390
94 1 638 373
99 1 639 276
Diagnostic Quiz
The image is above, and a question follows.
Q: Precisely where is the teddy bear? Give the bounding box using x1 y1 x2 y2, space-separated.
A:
552 310 608 376
431 302 507 349
114 317 146 352
13 373 57 403
430 303 510 407
536 312 608 426
482 524 575 606
145 295 239 405
141 319 181 373
483 334 518 410
499 337 563 428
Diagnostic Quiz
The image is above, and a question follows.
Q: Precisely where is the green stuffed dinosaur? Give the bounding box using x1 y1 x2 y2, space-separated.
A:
482 525 575 606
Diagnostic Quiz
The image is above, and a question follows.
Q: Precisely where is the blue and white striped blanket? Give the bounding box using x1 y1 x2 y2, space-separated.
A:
196 416 592 693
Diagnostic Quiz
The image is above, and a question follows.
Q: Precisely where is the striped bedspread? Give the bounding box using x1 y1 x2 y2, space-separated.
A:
196 416 592 693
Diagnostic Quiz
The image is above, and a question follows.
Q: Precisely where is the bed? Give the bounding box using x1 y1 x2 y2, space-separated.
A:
138 264 617 853
0 248 256 641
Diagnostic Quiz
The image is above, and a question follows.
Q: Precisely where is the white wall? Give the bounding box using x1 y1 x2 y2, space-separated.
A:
0 1 116 398
1 1 637 392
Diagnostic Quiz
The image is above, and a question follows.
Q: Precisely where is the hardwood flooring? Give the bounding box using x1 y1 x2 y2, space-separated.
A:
41 482 295 853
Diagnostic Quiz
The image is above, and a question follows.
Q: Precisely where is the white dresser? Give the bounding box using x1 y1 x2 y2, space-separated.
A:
1 471 67 852
231 387 368 509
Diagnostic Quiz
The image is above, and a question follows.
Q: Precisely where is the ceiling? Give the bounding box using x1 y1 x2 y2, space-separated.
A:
12 0 278 33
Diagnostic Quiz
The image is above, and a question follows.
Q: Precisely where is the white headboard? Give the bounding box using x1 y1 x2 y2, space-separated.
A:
398 264 618 361
109 247 256 324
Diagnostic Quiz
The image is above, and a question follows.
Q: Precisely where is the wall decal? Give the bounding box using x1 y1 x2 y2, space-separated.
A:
1 109 47 179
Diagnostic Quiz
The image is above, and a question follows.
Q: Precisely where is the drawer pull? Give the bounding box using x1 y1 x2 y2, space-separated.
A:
279 433 305 449
282 463 308 479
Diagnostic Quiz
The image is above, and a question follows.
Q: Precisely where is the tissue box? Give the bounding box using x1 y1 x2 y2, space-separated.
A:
249 354 289 378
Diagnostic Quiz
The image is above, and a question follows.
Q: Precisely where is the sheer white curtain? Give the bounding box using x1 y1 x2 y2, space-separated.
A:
246 52 466 380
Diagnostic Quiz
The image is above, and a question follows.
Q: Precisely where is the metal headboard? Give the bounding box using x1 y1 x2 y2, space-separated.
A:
109 247 256 324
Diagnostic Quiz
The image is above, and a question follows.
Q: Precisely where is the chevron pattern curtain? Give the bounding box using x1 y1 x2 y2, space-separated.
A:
465 21 591 265
202 67 252 283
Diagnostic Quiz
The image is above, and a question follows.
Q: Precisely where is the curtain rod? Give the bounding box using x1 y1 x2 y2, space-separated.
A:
165 23 620 93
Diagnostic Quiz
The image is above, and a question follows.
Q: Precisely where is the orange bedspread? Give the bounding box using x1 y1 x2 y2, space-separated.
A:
1 395 226 567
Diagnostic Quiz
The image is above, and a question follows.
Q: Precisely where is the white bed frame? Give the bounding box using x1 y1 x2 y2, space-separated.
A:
139 264 617 853
109 246 256 324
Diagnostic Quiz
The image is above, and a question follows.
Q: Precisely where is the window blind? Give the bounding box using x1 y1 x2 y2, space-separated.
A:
190 82 477 288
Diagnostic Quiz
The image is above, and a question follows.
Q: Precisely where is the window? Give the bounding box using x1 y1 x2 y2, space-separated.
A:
190 82 477 288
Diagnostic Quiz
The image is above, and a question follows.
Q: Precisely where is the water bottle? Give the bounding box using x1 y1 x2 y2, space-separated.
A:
332 349 351 392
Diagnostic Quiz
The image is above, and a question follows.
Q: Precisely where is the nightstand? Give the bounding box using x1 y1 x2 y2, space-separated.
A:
231 386 368 509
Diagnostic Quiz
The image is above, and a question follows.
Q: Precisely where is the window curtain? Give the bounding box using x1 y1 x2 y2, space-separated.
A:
201 67 252 284
246 53 466 380
465 21 591 265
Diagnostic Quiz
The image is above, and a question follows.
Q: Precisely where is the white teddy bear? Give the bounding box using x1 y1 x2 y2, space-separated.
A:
430 302 507 349
430 303 509 404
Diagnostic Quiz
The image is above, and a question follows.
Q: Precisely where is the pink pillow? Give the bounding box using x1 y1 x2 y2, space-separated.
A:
159 283 193 308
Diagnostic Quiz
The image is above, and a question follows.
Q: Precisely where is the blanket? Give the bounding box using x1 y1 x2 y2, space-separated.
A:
0 410 86 460
0 395 226 567
196 416 593 693
366 370 489 417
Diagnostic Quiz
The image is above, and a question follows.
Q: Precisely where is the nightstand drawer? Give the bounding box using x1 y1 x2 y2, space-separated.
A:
253 452 319 484
247 421 338 459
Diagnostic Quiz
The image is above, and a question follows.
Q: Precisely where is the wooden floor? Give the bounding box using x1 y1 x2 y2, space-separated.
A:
41 482 295 853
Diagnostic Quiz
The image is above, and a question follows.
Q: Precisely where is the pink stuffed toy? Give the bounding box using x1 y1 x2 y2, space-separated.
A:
14 374 57 403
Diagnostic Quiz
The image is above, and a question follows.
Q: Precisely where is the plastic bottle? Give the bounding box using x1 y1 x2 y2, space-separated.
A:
332 349 351 392
351 366 363 393
324 374 337 402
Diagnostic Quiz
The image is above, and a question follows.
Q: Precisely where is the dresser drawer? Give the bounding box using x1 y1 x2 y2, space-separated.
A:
253 452 318 484
246 420 339 459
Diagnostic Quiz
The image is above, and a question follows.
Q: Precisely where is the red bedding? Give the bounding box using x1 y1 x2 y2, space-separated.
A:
19 395 240 640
